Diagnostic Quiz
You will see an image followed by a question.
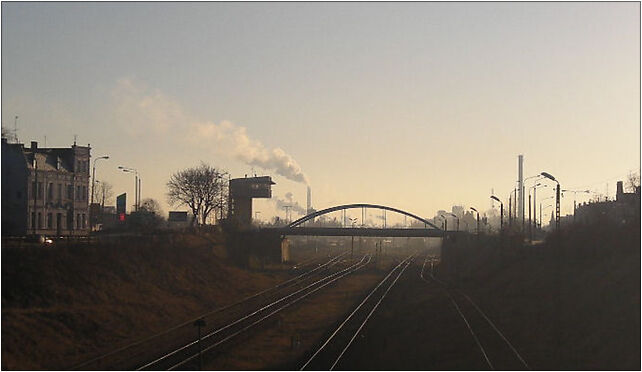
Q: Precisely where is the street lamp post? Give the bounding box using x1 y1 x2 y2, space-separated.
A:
532 184 548 233
540 172 561 231
542 204 553 229
529 183 547 241
490 195 503 232
508 189 515 227
118 166 139 212
561 189 591 221
349 217 358 258
539 196 554 230
523 175 540 232
470 207 480 235
91 156 109 229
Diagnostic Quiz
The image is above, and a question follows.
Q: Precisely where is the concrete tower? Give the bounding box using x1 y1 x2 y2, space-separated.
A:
306 186 311 214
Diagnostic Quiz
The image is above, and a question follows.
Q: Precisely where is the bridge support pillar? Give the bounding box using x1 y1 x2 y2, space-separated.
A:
281 237 290 263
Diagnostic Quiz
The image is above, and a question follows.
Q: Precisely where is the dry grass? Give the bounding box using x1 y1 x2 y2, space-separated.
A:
1 232 289 370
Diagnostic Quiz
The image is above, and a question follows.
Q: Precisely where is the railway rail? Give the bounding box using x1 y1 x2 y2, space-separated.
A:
70 252 351 370
420 256 530 370
137 254 373 370
300 255 414 370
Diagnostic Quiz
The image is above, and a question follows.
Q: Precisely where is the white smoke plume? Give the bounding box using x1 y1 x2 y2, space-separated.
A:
273 192 307 215
113 78 309 184
192 121 309 184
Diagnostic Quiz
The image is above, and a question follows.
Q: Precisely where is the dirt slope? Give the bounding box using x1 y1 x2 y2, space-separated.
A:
1 233 287 370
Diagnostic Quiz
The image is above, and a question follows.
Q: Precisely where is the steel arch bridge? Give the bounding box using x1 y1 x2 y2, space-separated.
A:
265 203 446 237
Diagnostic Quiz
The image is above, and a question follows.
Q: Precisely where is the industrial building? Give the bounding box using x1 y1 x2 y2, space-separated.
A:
1 139 91 236
228 175 275 226
574 181 640 226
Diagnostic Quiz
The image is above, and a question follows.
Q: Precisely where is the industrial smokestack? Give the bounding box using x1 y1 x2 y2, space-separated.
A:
306 186 311 214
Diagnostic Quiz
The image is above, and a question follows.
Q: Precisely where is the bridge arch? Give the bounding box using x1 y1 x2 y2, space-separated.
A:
287 203 442 230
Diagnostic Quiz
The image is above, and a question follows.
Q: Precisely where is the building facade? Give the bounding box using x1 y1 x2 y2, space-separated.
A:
574 181 640 226
2 139 91 236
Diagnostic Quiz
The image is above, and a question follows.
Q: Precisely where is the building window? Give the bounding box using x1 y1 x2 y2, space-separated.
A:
37 212 42 229
67 185 73 200
47 213 52 229
31 181 36 198
82 186 87 201
76 213 81 229
82 214 86 228
38 182 43 199
31 212 35 228
58 184 62 200
48 183 54 200
76 186 81 201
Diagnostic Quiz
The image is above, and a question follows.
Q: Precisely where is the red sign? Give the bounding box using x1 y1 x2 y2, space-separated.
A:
119 213 126 222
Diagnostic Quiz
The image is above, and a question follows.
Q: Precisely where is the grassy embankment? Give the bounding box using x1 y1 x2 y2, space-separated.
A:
438 221 640 370
1 232 291 370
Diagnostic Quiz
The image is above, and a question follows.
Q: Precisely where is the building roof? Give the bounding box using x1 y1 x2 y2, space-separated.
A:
22 149 74 172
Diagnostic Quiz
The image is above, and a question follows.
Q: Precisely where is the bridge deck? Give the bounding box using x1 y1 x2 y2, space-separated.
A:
263 227 448 237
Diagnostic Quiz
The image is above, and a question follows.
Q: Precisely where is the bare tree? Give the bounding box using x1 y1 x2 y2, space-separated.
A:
626 171 640 193
167 163 228 226
140 198 164 217
93 181 114 206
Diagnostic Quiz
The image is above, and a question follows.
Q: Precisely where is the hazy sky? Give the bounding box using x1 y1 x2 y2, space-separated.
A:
2 2 640 223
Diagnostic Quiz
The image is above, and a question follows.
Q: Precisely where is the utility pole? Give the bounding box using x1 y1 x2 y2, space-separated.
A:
351 235 354 258
32 157 38 235
508 196 512 228
533 186 537 231
284 206 291 224
193 318 206 370
522 185 526 232
528 193 532 242
14 115 18 142
540 172 561 232
138 177 141 211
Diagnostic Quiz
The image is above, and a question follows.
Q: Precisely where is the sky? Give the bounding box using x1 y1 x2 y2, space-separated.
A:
2 2 640 224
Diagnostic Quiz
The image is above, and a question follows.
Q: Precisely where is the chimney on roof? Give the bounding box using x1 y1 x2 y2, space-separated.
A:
616 181 624 201
31 141 38 150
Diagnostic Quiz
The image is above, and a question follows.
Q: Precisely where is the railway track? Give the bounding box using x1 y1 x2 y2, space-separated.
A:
300 255 414 371
136 254 373 370
420 256 530 371
70 252 351 370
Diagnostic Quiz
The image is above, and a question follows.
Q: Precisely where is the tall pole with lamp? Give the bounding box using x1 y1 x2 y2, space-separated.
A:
91 156 109 229
561 189 591 221
540 172 561 231
490 195 503 232
118 166 139 212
